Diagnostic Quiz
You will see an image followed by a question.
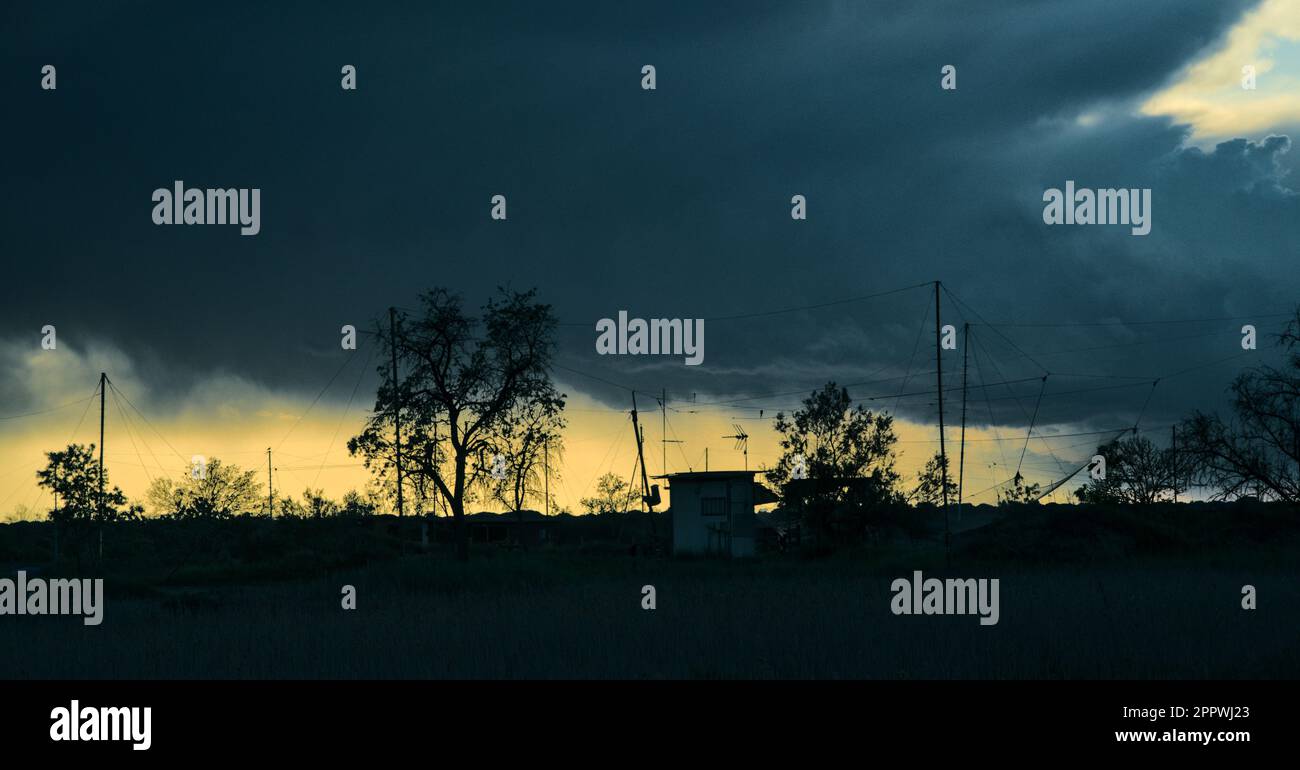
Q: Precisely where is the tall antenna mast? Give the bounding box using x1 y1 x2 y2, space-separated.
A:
98 372 106 522
958 322 969 521
660 389 683 476
935 281 950 565
662 389 667 474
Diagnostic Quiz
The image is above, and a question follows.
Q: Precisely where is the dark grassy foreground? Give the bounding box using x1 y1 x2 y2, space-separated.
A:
1 505 1297 679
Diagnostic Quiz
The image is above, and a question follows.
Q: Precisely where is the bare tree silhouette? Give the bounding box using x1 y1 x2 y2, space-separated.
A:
1074 434 1181 504
1178 309 1300 502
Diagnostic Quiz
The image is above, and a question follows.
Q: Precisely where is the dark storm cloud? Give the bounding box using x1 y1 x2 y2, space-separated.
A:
1 0 1292 434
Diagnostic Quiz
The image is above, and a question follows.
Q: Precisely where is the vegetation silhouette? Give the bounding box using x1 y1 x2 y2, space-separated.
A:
349 287 563 560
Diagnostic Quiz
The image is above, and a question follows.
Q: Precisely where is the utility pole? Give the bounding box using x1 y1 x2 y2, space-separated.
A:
958 322 969 520
267 447 273 517
390 307 404 517
630 394 653 509
98 372 106 522
705 448 708 472
934 282 950 565
544 438 549 515
639 426 648 512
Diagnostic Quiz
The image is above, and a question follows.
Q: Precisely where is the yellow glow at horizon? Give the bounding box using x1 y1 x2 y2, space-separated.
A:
0 376 1095 520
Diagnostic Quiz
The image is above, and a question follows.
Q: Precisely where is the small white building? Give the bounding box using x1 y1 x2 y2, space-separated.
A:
656 471 779 558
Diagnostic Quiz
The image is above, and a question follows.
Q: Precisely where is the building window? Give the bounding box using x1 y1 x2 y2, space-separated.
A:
701 497 727 516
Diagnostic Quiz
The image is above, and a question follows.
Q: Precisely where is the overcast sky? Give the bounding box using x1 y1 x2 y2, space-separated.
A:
2 0 1298 512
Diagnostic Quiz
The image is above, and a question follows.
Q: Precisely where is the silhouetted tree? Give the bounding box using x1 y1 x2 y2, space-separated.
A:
145 458 263 519
301 488 339 518
350 287 562 559
37 444 134 523
4 503 42 523
911 452 957 506
580 472 629 515
276 493 306 518
997 472 1041 505
1074 434 1180 504
339 490 377 517
1178 310 1300 502
767 382 901 541
488 395 566 515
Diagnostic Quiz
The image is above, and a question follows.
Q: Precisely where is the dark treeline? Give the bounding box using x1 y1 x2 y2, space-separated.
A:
21 290 1300 560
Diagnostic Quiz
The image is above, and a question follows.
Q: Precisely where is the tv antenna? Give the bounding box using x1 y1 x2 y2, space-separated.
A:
723 424 749 470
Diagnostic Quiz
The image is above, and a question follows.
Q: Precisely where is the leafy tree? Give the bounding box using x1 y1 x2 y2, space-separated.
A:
580 472 629 515
351 287 563 559
1074 434 1180 504
145 458 263 519
275 493 306 519
4 503 42 523
36 443 134 523
997 472 1042 505
766 383 901 542
911 452 957 506
339 490 377 518
365 467 439 516
301 488 339 518
489 396 565 514
767 382 900 500
1177 311 1300 502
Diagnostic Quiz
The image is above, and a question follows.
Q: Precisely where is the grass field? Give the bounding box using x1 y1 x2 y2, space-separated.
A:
1 505 1296 679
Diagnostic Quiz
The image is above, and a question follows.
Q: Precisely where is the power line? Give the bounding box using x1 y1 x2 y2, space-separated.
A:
108 385 156 488
274 353 364 452
1015 376 1049 477
556 281 931 327
692 369 934 407
312 347 376 488
892 289 934 413
552 363 641 394
703 281 932 322
0 394 97 421
979 311 1293 328
107 382 188 465
968 324 1068 471
943 285 1050 375
896 426 1143 444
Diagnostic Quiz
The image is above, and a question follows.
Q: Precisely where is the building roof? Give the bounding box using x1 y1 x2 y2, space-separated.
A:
653 471 780 505
652 471 762 481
